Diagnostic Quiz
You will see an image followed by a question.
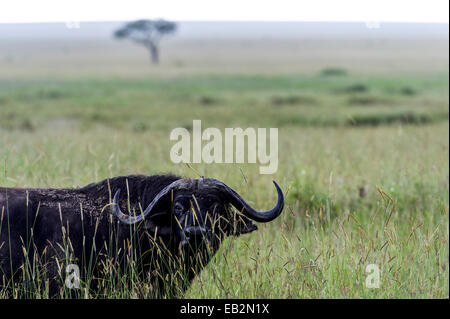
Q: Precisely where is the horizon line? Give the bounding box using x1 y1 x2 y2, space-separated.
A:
1 20 449 25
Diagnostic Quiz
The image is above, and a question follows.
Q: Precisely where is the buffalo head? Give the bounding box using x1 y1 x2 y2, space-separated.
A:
111 178 284 249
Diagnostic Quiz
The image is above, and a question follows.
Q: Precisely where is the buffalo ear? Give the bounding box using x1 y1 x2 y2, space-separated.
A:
143 211 173 236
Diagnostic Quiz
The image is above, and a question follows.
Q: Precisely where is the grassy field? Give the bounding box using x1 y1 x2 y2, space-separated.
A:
0 30 448 298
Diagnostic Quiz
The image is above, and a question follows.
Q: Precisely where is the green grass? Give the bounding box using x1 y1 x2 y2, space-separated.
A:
0 73 448 131
0 72 448 298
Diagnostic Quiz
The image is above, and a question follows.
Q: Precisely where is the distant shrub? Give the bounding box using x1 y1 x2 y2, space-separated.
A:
348 112 432 126
399 87 417 96
37 89 65 100
131 119 148 132
320 68 348 77
19 118 35 131
199 96 220 106
90 113 104 121
271 95 317 106
182 122 193 131
347 95 391 106
0 114 35 131
342 84 369 93
275 114 340 128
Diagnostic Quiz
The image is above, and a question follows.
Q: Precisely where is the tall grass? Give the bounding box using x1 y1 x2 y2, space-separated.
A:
0 73 448 298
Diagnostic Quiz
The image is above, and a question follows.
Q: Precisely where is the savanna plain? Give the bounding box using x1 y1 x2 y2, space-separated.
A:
0 24 448 298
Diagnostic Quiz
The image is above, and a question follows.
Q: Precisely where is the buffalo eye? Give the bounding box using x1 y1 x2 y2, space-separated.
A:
174 202 184 215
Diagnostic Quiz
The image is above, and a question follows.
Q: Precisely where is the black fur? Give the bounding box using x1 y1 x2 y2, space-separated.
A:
0 175 256 297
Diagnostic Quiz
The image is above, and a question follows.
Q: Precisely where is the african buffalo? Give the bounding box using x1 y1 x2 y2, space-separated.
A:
0 175 284 297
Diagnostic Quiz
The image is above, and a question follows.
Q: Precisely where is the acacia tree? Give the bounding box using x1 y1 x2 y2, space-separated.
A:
114 19 177 64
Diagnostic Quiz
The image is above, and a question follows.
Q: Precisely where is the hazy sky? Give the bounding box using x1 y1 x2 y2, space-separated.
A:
1 0 449 23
